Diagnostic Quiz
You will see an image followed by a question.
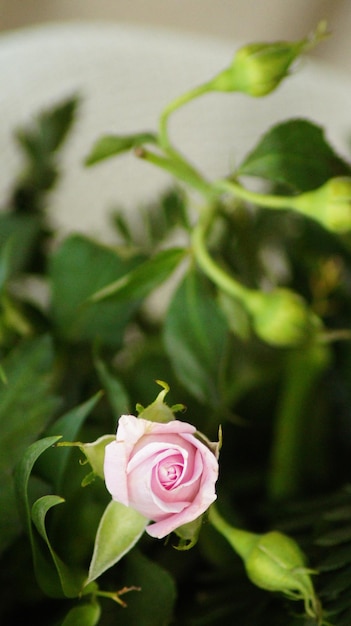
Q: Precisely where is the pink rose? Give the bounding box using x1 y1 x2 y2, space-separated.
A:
104 415 219 539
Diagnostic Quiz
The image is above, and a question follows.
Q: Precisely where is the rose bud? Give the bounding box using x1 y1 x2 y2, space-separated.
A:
245 531 320 619
292 177 351 233
103 415 219 539
245 287 322 347
206 22 327 97
209 507 321 622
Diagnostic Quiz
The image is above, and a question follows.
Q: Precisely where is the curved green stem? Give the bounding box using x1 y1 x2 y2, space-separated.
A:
135 147 212 197
159 82 211 152
191 205 250 302
157 82 215 199
208 505 258 560
214 178 295 210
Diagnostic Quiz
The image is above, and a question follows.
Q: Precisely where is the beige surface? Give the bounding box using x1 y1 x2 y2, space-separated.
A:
1 20 350 242
1 0 350 70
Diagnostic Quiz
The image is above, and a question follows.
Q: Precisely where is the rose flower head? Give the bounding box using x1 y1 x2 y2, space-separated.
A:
104 382 220 540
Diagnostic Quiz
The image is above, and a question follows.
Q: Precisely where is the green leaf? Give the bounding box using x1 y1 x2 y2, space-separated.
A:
61 601 101 626
122 550 177 626
11 96 79 212
49 234 143 346
315 526 351 547
237 119 351 192
86 500 148 585
38 391 104 491
0 336 59 554
16 95 79 157
85 132 157 165
164 268 229 405
95 357 130 419
0 214 41 280
31 495 85 597
90 247 186 302
14 435 65 597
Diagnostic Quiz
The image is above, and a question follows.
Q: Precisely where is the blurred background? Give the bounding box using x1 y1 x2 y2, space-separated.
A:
1 0 350 241
1 0 351 71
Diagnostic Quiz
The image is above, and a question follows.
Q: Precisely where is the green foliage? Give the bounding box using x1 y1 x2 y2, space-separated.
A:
61 601 101 626
0 337 59 554
85 131 157 165
86 501 148 585
14 436 66 598
90 247 186 303
122 550 177 626
49 234 143 346
237 119 351 191
164 268 229 406
9 96 78 213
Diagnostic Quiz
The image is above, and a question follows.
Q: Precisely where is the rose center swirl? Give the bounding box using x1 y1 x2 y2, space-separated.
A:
157 453 184 490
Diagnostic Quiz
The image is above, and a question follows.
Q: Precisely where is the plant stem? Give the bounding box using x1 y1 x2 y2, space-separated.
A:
135 147 212 197
214 178 295 210
159 82 211 152
191 205 250 302
267 342 330 500
208 505 258 560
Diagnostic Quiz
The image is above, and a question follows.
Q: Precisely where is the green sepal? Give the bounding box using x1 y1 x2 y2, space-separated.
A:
173 515 203 550
57 434 115 482
137 380 184 423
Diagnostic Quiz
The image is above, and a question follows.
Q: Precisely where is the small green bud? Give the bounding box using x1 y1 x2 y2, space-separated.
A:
208 507 322 622
293 177 351 233
245 531 319 619
210 41 302 96
137 380 185 423
208 22 328 97
246 288 322 347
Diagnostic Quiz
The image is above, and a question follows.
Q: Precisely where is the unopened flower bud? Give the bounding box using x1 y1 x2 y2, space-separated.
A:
136 380 185 423
210 41 303 96
293 177 351 233
246 288 322 347
245 531 319 618
208 507 321 621
208 22 327 97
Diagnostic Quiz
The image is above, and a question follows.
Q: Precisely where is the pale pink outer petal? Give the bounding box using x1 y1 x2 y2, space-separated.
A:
104 440 130 506
104 414 147 506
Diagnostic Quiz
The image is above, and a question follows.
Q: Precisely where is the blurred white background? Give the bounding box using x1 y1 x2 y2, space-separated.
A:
0 0 350 241
1 0 351 71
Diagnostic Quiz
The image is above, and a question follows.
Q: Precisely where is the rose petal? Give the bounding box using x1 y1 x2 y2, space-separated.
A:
146 437 219 538
104 440 130 506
